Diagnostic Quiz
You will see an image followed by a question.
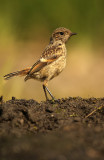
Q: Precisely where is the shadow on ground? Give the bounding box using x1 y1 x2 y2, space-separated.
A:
0 97 104 160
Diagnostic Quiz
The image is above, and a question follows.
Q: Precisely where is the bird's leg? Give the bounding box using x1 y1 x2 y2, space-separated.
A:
43 81 55 101
43 84 49 101
45 86 54 100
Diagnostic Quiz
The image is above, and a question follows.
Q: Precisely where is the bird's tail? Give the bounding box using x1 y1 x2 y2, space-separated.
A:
4 67 31 80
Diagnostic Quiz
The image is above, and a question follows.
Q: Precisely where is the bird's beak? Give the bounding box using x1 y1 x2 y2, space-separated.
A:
70 32 77 36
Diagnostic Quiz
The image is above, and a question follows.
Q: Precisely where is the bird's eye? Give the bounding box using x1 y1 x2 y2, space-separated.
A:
59 32 64 35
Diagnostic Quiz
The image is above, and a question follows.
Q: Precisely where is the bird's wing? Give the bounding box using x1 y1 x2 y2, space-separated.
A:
28 44 62 75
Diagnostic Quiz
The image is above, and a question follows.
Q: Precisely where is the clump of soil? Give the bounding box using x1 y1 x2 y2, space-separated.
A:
0 97 104 160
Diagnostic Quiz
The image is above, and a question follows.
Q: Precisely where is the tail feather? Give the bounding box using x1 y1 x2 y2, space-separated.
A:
4 67 31 80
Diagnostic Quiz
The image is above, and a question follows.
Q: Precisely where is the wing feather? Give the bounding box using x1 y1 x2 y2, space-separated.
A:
28 42 62 75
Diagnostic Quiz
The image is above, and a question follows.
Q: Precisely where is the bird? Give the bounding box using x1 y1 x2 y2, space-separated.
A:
4 27 77 101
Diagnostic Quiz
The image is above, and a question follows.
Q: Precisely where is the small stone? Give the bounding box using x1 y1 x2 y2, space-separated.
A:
12 97 16 100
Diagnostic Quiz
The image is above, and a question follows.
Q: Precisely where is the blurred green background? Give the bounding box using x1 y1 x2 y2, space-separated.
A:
0 0 104 101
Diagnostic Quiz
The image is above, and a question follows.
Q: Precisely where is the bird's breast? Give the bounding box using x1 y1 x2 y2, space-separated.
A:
40 55 66 81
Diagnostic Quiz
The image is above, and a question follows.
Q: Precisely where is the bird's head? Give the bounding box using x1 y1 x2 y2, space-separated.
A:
50 27 77 43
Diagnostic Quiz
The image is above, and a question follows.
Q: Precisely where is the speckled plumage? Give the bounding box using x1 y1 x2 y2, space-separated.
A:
4 27 77 100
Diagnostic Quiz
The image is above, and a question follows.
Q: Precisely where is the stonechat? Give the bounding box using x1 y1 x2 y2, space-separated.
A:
4 27 77 100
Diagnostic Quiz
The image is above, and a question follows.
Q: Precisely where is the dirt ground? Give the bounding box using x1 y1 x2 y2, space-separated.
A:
0 97 104 160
